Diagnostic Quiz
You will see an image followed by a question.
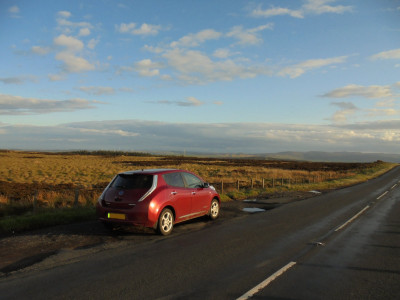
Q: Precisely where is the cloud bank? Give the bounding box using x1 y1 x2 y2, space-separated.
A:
1 120 399 154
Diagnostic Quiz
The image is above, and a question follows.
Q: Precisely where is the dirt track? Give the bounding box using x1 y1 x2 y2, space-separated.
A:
0 191 315 276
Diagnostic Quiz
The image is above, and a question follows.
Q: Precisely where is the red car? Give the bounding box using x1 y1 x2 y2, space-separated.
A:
96 169 220 235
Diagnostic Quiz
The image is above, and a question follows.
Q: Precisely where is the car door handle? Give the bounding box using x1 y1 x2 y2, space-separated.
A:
192 192 196 195
171 191 177 195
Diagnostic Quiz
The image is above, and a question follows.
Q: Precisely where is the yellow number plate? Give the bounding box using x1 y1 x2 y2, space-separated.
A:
107 213 126 220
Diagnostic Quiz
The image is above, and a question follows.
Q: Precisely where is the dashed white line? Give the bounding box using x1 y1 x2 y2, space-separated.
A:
237 261 296 300
377 191 388 200
335 205 370 232
237 182 398 299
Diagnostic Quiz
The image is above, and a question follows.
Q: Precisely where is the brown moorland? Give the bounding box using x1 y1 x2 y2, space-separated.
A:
0 150 396 212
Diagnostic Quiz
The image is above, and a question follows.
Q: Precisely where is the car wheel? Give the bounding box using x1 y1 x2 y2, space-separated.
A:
158 208 174 235
209 199 220 220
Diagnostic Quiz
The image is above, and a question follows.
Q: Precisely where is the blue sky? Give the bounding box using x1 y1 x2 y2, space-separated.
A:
1 0 400 153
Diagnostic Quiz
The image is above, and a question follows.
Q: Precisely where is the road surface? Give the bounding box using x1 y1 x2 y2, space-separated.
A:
1 166 399 299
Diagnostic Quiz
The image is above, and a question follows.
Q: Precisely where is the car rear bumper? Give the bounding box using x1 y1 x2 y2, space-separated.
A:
96 202 156 228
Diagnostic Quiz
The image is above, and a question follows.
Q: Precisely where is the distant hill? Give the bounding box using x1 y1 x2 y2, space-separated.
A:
154 150 400 163
263 151 400 163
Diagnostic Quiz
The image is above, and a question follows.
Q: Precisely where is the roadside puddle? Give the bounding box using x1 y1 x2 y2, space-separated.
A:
242 207 267 213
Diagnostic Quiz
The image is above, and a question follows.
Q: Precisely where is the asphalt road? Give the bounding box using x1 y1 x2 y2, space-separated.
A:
1 166 399 299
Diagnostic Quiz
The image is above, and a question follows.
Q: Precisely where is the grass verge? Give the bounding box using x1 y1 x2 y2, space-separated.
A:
0 206 96 235
223 162 398 201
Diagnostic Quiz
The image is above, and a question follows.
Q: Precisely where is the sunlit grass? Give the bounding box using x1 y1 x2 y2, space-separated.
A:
0 150 397 214
0 150 397 233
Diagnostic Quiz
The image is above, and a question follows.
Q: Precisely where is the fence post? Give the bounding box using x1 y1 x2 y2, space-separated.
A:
74 189 79 206
251 178 253 189
237 180 240 191
262 178 265 189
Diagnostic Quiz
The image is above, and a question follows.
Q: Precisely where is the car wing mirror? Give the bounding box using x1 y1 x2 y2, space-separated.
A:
203 182 210 188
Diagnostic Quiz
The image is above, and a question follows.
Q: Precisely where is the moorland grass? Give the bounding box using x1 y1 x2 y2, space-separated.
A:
0 150 397 232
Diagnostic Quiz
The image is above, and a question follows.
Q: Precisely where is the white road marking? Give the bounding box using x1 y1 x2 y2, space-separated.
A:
391 184 397 190
335 205 370 232
237 261 296 300
377 191 388 200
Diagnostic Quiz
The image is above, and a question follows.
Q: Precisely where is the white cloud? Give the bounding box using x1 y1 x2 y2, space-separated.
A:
213 48 234 59
56 11 93 30
185 97 203 106
31 46 51 55
116 22 136 33
78 128 139 137
366 108 399 117
370 48 400 60
55 52 95 73
376 99 395 107
330 102 358 123
0 76 38 85
54 34 84 52
78 28 91 36
278 56 348 78
143 45 164 54
116 22 163 35
87 38 99 49
0 94 99 115
252 6 304 19
78 86 115 95
133 23 162 35
2 120 400 153
170 29 222 48
227 24 273 46
9 5 20 14
53 34 95 73
322 84 393 99
151 97 204 107
162 48 266 84
48 73 66 81
252 0 353 19
303 0 353 15
57 11 71 18
134 59 162 77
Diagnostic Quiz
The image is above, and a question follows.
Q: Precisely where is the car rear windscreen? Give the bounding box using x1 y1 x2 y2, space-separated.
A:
111 174 153 189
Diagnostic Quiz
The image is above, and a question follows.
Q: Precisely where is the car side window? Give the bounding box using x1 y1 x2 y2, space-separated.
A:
182 172 203 188
163 172 185 188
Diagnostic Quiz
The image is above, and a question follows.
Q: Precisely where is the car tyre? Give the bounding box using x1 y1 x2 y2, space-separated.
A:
158 208 174 235
209 199 220 220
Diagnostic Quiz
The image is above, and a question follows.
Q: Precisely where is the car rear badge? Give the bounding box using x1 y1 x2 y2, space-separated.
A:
119 190 124 196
